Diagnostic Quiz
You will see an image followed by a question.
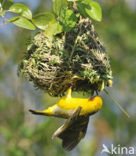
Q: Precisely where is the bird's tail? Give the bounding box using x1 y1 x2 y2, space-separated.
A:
29 108 54 117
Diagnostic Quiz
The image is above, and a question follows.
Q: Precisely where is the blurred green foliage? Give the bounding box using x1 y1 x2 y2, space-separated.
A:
0 0 136 156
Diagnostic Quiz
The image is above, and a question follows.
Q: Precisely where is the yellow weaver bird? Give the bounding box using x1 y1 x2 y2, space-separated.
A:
29 88 103 151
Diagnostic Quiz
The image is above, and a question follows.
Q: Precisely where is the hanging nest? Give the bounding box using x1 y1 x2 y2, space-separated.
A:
18 18 112 96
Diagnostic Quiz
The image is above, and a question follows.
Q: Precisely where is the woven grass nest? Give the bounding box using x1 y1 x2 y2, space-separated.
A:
18 18 112 97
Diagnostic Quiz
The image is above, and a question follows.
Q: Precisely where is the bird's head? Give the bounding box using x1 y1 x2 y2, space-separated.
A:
88 96 103 111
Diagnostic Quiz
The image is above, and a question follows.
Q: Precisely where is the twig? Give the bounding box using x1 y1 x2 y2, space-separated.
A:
104 89 130 118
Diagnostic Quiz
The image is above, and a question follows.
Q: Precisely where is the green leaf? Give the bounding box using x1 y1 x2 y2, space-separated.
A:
53 0 67 16
44 19 62 37
9 3 32 19
32 12 55 30
76 1 89 18
76 0 102 22
8 16 20 23
86 1 102 22
60 9 77 32
9 16 36 30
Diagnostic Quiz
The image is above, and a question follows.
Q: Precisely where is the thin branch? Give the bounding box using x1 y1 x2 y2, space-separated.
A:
104 89 130 118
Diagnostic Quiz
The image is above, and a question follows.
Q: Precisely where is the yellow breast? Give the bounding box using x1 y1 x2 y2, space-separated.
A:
56 96 103 116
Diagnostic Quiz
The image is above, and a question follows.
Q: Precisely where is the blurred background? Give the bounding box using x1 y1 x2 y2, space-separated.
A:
0 0 136 155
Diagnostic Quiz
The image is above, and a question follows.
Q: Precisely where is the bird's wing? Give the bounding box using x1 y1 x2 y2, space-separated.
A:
52 106 89 151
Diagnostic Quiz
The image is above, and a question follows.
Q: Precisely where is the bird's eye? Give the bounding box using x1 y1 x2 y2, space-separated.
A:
88 96 96 101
